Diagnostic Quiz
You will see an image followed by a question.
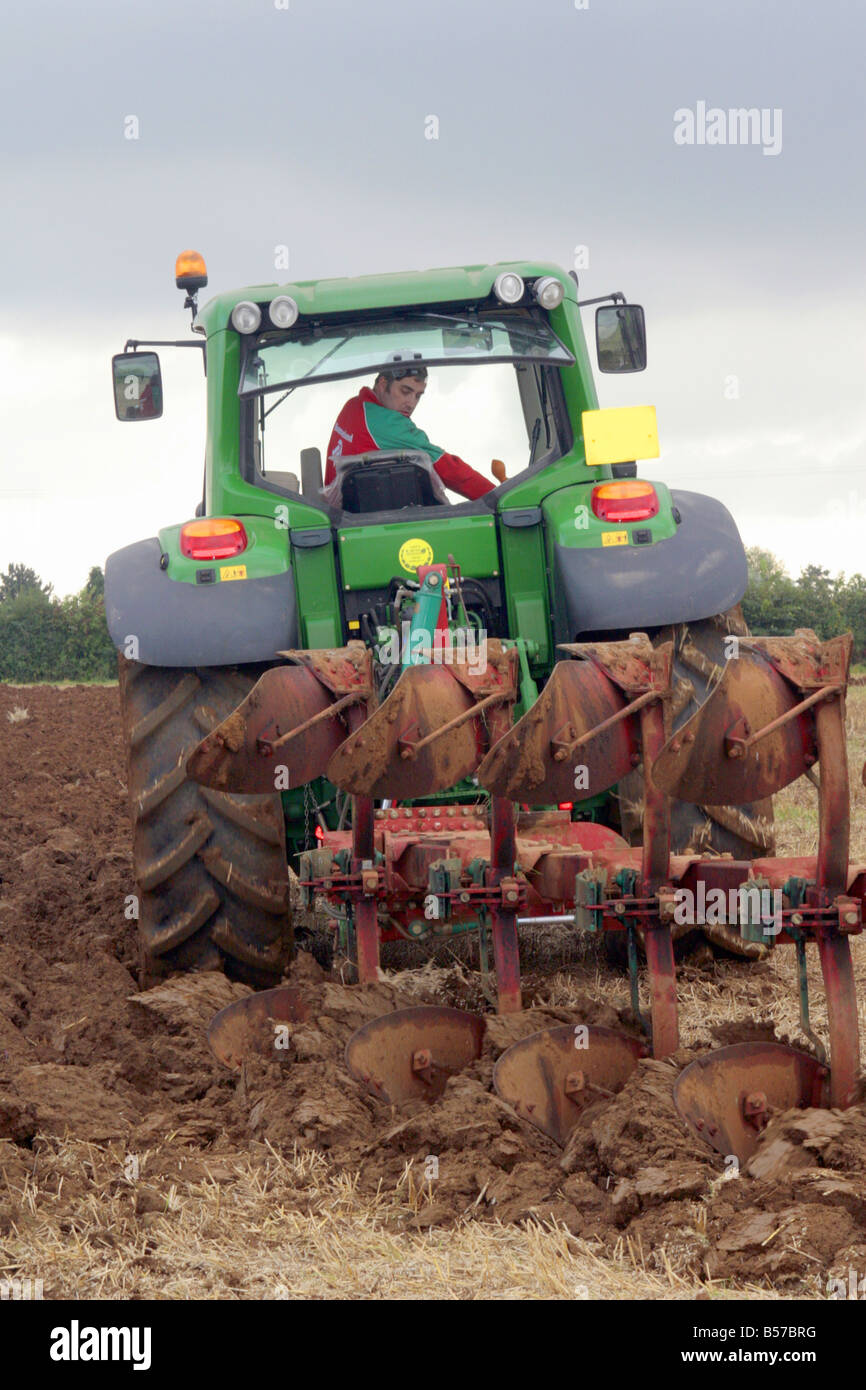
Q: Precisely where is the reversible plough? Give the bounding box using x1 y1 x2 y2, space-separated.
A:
192 568 861 1163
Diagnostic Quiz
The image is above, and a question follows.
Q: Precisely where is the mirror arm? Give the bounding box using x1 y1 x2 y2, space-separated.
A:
123 339 206 377
123 339 205 352
577 291 626 308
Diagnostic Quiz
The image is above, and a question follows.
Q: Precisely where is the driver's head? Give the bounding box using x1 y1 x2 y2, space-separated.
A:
373 353 428 417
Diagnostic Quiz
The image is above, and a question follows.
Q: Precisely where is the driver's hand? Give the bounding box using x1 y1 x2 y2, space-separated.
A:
491 458 507 483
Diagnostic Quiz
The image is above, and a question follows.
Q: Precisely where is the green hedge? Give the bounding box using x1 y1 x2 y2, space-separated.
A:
741 548 866 657
0 591 116 683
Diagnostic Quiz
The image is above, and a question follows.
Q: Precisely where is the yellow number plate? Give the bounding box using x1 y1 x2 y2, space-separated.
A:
220 565 248 581
601 531 629 547
582 405 660 468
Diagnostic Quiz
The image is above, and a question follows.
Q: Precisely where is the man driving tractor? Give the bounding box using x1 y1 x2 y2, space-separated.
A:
326 351 506 500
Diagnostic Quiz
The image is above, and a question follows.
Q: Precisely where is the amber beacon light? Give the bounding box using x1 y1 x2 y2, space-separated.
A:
175 250 208 292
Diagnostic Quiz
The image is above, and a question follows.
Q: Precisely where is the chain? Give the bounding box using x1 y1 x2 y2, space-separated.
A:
303 782 315 850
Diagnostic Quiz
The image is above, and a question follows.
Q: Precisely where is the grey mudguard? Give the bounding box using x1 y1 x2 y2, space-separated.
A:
105 538 299 667
551 489 747 642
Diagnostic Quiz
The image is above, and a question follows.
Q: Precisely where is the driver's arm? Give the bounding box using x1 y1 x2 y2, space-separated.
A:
365 402 495 500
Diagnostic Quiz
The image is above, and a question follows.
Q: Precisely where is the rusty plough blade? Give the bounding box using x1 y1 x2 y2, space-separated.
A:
477 638 651 803
187 645 374 793
207 986 313 1070
673 1042 828 1164
651 632 852 806
493 1026 648 1146
345 1007 486 1103
327 666 481 799
327 640 519 799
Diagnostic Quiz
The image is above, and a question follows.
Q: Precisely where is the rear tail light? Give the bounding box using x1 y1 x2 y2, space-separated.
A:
558 802 574 811
591 480 658 523
180 518 248 560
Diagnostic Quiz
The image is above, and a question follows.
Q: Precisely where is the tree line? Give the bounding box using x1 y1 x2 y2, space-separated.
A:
739 549 866 658
0 547 864 684
0 563 117 682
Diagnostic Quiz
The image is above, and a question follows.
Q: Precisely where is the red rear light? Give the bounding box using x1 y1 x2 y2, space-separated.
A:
558 802 574 811
180 518 248 560
591 480 658 523
315 825 324 841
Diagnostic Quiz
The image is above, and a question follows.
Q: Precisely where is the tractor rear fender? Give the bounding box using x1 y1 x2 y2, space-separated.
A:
105 537 299 667
546 488 747 641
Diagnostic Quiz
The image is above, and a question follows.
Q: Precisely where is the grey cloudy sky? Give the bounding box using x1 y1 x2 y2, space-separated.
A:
1 0 864 594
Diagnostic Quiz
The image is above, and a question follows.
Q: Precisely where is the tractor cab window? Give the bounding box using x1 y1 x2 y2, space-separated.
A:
240 308 575 506
239 309 573 396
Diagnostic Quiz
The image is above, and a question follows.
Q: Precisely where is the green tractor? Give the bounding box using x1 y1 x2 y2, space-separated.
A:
107 251 772 992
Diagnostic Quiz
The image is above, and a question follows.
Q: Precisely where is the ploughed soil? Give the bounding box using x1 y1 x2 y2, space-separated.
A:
1 682 866 1297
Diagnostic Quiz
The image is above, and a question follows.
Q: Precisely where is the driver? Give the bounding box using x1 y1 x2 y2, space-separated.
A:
325 352 506 500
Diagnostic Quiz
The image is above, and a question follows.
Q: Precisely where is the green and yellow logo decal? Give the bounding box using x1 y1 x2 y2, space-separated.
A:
398 537 434 573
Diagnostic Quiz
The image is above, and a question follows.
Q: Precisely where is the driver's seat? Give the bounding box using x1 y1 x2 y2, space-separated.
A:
322 449 449 513
341 458 442 512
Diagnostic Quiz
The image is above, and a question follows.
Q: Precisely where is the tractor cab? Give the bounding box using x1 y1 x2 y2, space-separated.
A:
238 292 582 512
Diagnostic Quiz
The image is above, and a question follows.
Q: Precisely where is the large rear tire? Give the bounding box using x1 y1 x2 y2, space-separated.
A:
608 607 774 962
618 607 775 857
118 657 292 987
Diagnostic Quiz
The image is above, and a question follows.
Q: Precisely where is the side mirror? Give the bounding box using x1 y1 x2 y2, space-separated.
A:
595 305 647 373
112 351 164 421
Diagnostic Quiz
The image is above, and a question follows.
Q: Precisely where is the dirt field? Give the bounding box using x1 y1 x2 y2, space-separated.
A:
1 682 866 1300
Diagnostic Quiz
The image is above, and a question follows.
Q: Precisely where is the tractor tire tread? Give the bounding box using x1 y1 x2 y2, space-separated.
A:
607 607 775 966
119 656 291 986
128 673 201 748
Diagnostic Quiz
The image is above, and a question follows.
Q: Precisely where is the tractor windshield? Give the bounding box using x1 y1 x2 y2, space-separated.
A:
239 310 574 397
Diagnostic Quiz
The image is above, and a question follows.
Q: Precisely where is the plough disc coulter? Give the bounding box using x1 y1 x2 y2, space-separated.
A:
345 1006 486 1103
208 985 313 1071
673 1043 829 1164
492 1026 649 1147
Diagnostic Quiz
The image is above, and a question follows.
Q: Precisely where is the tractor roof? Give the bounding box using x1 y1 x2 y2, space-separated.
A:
195 260 574 335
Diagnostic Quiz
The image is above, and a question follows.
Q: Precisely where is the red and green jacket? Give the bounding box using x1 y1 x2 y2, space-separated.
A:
325 387 494 500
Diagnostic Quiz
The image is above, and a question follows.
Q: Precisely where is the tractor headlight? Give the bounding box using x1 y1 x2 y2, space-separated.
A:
534 276 564 310
231 301 262 334
269 295 299 329
493 271 525 305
